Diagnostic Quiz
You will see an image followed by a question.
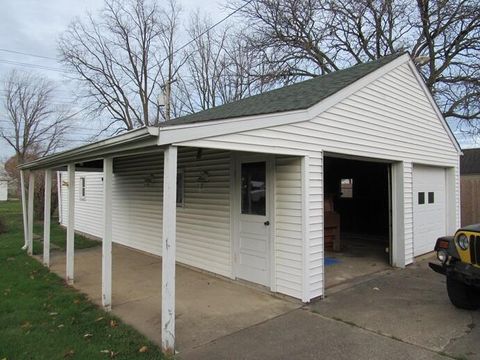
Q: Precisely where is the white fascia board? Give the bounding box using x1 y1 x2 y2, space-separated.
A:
406 60 462 155
158 109 310 145
174 140 310 157
160 54 412 147
20 127 159 170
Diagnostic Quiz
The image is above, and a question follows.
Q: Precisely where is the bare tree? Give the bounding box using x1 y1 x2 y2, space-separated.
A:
4 154 59 219
157 0 185 121
233 0 480 127
328 0 480 128
0 70 70 219
327 0 414 62
176 13 230 113
218 33 277 102
176 15 275 114
0 70 71 164
412 0 480 131
59 0 184 131
231 0 339 80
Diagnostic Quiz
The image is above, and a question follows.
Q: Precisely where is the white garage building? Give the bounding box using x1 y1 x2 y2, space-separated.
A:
20 52 461 352
0 179 8 201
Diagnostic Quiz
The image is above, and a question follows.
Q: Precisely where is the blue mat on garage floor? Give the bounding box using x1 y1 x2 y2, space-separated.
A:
325 257 341 266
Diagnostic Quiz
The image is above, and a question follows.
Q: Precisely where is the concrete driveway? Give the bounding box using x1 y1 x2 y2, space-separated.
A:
181 257 479 360
47 244 298 352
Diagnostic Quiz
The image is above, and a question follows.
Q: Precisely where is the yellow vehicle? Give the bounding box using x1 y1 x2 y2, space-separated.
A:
430 225 480 310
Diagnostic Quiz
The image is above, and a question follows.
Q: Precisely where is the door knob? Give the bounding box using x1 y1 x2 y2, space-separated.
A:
264 221 270 226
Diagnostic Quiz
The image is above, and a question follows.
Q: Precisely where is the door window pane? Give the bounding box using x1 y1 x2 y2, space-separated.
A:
241 162 266 215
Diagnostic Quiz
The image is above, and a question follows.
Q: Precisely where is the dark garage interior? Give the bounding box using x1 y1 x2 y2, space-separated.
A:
323 156 391 288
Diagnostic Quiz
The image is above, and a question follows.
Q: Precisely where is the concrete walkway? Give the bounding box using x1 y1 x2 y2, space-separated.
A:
47 246 479 359
48 245 298 351
182 258 479 360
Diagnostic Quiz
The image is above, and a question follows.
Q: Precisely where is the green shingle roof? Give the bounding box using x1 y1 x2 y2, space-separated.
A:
163 52 406 127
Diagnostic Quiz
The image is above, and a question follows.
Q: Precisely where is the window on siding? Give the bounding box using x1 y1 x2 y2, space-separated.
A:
418 192 425 204
177 170 184 207
340 178 353 198
428 192 434 204
80 177 86 200
241 161 266 215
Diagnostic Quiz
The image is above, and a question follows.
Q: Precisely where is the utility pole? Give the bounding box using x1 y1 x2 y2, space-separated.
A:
160 77 177 123
165 37 174 122
165 79 171 122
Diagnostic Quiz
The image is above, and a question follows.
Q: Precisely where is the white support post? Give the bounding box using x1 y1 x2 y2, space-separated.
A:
27 171 35 256
43 169 52 267
301 155 310 303
66 164 75 285
57 171 62 224
161 146 177 355
102 157 113 311
391 162 411 268
20 170 28 250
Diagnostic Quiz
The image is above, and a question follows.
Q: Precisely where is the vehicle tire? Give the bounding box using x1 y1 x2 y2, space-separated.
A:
446 275 480 310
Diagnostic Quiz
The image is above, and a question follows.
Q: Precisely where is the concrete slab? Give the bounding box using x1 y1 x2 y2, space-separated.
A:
443 311 480 360
325 234 390 288
48 245 298 351
45 245 480 359
311 257 478 355
180 309 448 360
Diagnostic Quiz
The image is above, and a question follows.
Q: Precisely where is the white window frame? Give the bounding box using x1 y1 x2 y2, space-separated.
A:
80 176 86 200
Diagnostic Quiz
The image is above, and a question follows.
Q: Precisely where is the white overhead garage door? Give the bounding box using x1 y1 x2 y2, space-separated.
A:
413 165 447 256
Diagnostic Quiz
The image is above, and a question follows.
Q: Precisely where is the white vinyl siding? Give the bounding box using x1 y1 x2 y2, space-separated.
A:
178 64 457 166
176 148 232 276
112 149 232 276
177 61 460 300
60 148 233 278
306 155 324 299
60 171 103 239
111 154 163 256
275 156 303 299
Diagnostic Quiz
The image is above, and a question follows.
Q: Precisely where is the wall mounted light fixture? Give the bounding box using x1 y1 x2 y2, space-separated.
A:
144 173 156 187
196 170 209 191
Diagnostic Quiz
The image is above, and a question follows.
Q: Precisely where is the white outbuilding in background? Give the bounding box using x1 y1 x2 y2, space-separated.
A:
0 179 8 201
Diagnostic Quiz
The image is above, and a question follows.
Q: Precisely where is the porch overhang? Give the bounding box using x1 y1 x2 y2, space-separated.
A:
18 126 160 171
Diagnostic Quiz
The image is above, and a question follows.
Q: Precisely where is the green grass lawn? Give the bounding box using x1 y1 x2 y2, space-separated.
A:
0 201 164 359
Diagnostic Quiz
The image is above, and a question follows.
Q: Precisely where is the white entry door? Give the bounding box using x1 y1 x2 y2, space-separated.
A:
413 165 447 256
235 158 272 287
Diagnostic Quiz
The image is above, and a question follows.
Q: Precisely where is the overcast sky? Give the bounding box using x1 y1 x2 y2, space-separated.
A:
0 0 476 161
0 0 228 160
